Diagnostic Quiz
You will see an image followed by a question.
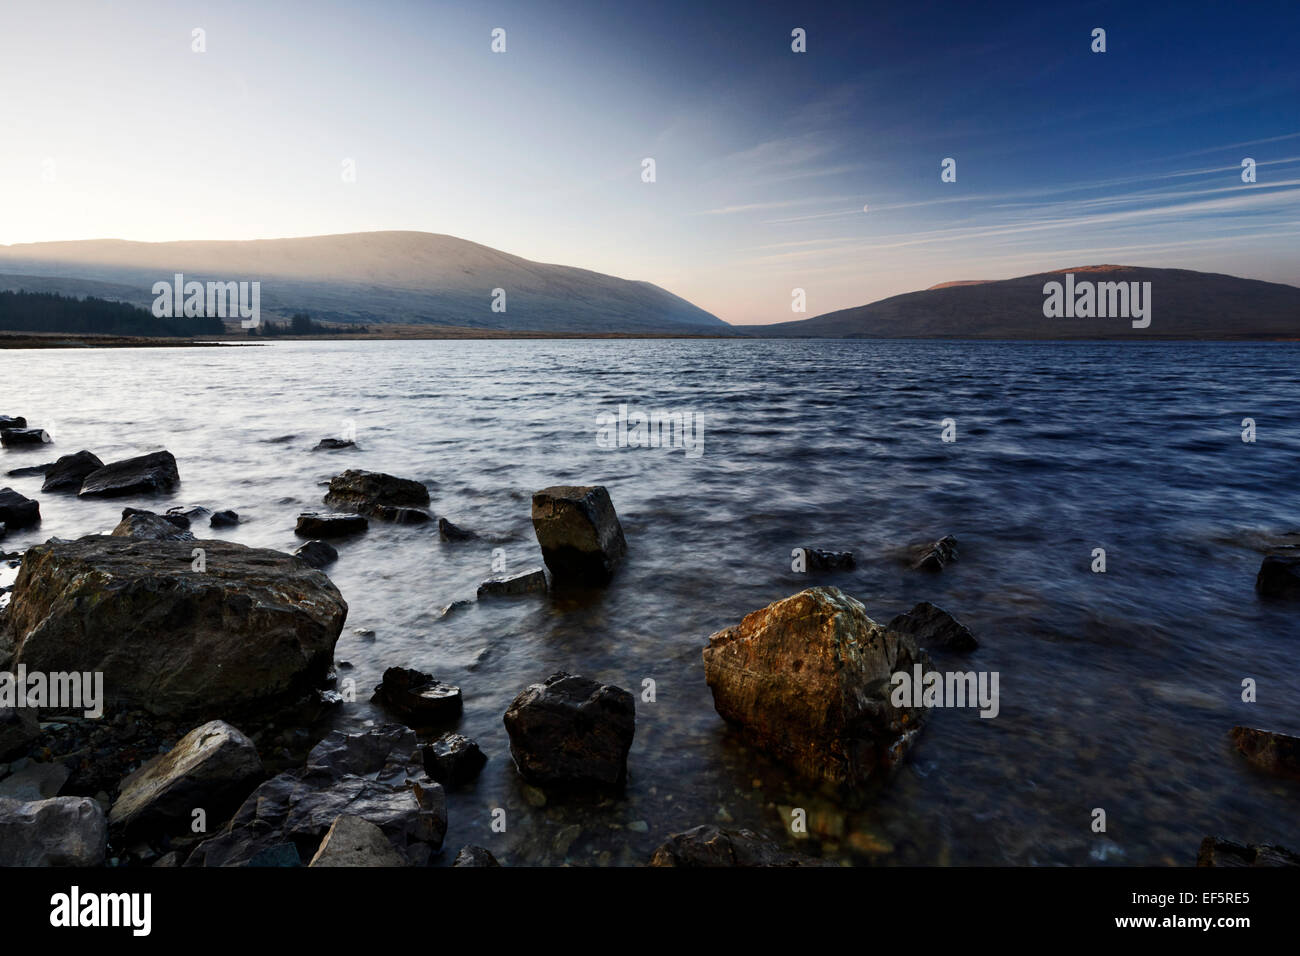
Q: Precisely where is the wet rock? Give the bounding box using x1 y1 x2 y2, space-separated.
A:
112 511 195 541
503 671 635 789
1197 837 1300 867
305 725 418 779
887 601 978 652
649 825 820 867
0 488 40 530
0 427 49 447
0 796 107 866
78 450 180 498
422 732 486 787
371 667 462 724
913 535 958 571
293 539 338 568
531 485 627 587
0 761 70 800
296 512 368 537
313 438 356 451
1231 726 1300 779
1256 556 1300 598
5 463 51 478
109 720 265 838
0 416 27 430
40 451 104 493
168 505 211 523
323 470 430 520
124 506 192 530
453 844 500 867
477 568 547 598
703 586 929 789
209 509 239 528
2 535 347 717
0 704 40 760
438 517 477 541
309 814 407 866
368 505 431 524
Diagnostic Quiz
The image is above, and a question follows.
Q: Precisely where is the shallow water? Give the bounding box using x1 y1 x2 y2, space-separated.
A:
2 338 1298 865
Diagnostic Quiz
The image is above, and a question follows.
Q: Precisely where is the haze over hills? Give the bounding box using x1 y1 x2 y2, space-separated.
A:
0 231 729 334
743 266 1300 339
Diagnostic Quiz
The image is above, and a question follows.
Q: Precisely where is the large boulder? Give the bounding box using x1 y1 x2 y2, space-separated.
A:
2 536 347 717
78 450 180 498
530 485 627 587
0 488 40 530
109 720 265 837
503 671 635 788
1257 556 1300 598
323 470 430 520
887 601 978 652
703 586 929 789
649 825 820 867
0 796 107 866
41 451 104 493
309 814 407 867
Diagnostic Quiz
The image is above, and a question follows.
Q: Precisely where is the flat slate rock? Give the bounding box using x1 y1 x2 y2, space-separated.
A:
78 450 180 498
296 512 368 537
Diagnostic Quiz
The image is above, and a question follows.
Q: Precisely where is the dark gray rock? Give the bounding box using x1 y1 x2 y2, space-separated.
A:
309 814 407 866
209 510 239 528
368 505 430 524
887 601 978 652
371 667 462 724
1198 837 1300 867
649 825 822 867
112 511 195 541
313 438 356 451
439 518 477 541
78 450 180 498
323 470 430 520
422 732 486 787
503 672 634 789
305 725 418 780
913 535 958 571
0 416 27 430
0 488 40 530
531 485 627 587
0 704 40 760
167 505 211 523
5 463 52 478
0 796 107 866
125 507 191 530
453 844 500 867
296 512 368 537
477 568 547 598
41 451 104 493
1257 556 1300 598
0 428 49 447
293 539 338 568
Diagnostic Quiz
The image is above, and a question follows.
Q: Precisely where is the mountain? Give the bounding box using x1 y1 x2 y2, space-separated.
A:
0 231 729 334
744 266 1300 339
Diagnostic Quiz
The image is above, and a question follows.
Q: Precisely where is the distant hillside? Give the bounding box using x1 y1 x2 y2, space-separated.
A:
746 266 1300 339
0 290 222 337
0 231 730 334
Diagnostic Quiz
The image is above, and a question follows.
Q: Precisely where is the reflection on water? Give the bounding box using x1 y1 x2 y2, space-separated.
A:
2 338 1298 865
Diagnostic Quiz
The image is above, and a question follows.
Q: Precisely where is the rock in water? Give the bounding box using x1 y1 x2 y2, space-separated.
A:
0 488 40 530
503 672 635 788
293 539 338 568
649 825 819 867
371 667 462 724
78 450 180 498
0 416 27 430
2 536 347 717
913 535 958 571
438 517 477 541
1197 837 1300 867
209 510 239 528
313 438 356 451
112 511 195 541
803 548 855 571
295 512 368 537
1256 556 1300 598
453 844 501 867
0 427 49 446
703 586 928 789
422 733 487 786
309 814 408 866
887 601 979 652
305 726 418 779
1231 726 1300 779
323 470 430 520
109 720 264 837
477 568 547 597
530 485 627 587
0 796 107 866
40 451 104 493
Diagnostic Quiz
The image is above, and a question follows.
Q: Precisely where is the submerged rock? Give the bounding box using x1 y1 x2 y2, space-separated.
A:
1231 726 1300 779
5 463 52 478
109 720 264 837
503 671 635 789
0 488 39 530
438 517 477 541
887 601 979 652
422 732 487 787
209 509 240 528
167 505 211 523
125 506 192 530
913 535 958 571
323 470 430 520
649 824 820 867
79 450 180 498
0 795 107 866
2 536 347 717
477 568 547 598
40 451 103 493
0 428 49 447
313 438 356 452
112 511 195 541
372 667 463 724
1197 836 1300 867
293 539 338 568
531 485 627 587
1256 556 1300 598
453 844 500 867
296 512 368 537
703 586 928 790
309 814 406 866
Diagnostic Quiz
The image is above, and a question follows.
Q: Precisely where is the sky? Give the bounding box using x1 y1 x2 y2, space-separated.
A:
1 0 1297 324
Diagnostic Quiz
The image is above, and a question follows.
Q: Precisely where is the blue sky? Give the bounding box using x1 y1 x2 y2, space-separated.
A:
1 0 1296 323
